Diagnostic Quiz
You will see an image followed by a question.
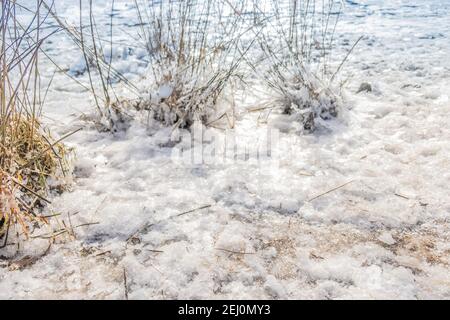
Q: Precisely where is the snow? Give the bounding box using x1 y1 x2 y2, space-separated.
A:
158 85 174 100
1 0 450 300
264 275 287 299
377 232 396 246
69 56 88 77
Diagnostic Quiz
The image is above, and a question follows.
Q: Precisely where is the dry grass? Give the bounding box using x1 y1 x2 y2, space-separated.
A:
48 0 254 130
0 1 71 245
40 0 140 132
133 0 251 128
247 0 348 132
47 0 353 133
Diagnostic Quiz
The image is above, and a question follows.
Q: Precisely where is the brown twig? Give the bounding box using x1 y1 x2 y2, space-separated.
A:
176 204 212 217
74 222 100 229
216 248 255 255
94 250 111 257
123 267 129 300
126 204 214 244
10 176 51 204
308 180 355 202
146 249 164 253
394 193 410 200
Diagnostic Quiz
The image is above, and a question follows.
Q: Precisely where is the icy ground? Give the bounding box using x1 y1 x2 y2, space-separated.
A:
1 0 450 299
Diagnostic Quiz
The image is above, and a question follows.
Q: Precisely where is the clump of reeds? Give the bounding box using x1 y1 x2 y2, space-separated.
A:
40 0 140 133
52 0 252 131
136 0 253 128
49 0 354 133
249 0 348 132
0 1 71 245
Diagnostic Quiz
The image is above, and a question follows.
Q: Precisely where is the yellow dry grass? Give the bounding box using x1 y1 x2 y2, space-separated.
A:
0 116 70 240
0 1 72 245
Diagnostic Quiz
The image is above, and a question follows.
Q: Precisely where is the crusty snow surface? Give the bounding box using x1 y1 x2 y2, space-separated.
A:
1 0 450 299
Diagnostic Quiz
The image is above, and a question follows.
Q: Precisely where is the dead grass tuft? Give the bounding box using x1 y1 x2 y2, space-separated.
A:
0 1 72 244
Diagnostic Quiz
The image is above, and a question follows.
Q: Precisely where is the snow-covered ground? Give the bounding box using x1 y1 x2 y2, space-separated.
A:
1 0 450 299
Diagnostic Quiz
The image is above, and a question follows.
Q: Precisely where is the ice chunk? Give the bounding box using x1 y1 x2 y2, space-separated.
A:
378 232 396 245
158 85 173 99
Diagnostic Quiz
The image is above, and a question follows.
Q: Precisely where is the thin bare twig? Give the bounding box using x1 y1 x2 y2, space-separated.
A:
308 180 355 202
216 248 255 255
10 176 51 204
176 204 212 217
123 267 129 300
